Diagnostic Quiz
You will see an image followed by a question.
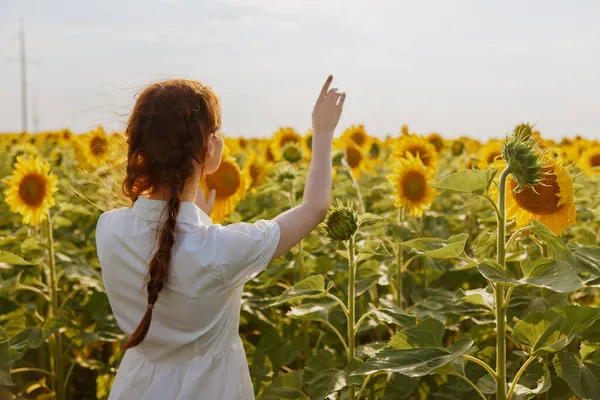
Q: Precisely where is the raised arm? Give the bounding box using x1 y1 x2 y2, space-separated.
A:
273 76 346 258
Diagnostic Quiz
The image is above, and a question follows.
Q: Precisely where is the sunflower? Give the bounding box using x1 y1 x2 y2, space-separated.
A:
577 146 600 175
336 140 371 180
491 157 576 236
387 153 437 217
476 139 503 169
201 156 247 223
3 155 58 225
244 151 268 190
427 132 445 152
269 127 302 161
342 125 370 149
393 134 439 170
401 124 410 136
303 129 314 156
80 127 111 169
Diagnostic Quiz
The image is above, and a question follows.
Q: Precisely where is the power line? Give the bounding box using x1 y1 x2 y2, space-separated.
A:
20 18 28 133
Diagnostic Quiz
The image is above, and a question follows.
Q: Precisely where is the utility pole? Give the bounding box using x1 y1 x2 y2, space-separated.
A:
32 94 40 133
19 18 28 133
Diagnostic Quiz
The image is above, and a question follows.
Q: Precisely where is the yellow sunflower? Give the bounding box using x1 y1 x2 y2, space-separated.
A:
342 125 370 149
80 127 111 169
427 132 445 152
269 127 302 161
303 129 314 156
401 124 410 136
201 156 247 223
387 153 437 217
244 151 268 190
3 155 58 225
491 157 576 236
476 139 503 169
393 134 439 170
335 139 370 180
577 146 600 175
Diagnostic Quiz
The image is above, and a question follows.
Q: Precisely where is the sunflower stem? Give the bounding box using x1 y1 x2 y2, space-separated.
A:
494 168 510 400
347 236 357 400
45 216 66 400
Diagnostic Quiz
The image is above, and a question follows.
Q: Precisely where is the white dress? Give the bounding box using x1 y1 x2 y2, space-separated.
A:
95 197 281 399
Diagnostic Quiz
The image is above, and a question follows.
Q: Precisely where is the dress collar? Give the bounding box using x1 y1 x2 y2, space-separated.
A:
131 197 212 226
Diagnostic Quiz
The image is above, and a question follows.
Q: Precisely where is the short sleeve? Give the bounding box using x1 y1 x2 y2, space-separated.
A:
215 219 281 287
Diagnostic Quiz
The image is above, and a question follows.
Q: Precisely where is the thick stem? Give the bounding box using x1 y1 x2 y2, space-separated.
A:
46 217 65 400
495 168 510 400
348 236 357 400
396 244 403 308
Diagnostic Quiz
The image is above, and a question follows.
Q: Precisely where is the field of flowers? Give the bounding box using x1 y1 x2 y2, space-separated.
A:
0 124 599 400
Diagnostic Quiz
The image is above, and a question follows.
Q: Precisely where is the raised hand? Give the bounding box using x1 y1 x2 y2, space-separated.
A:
311 75 345 140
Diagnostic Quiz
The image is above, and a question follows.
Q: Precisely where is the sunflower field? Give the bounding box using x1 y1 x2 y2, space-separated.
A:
1 123 600 400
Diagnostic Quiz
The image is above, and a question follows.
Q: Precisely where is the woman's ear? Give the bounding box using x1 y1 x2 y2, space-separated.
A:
207 134 215 157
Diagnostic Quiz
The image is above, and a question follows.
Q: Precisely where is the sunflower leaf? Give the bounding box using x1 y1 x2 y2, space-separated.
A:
0 251 35 266
553 352 600 400
512 305 600 356
272 275 328 306
430 169 498 194
401 234 469 259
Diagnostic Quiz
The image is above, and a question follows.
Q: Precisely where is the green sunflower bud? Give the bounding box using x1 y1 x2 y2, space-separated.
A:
282 142 303 164
275 165 296 182
502 124 545 192
323 200 358 241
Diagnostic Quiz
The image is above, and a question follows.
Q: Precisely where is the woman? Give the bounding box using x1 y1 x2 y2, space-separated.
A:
96 76 345 399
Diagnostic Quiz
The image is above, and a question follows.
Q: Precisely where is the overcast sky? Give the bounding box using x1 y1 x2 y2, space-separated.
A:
1 0 600 140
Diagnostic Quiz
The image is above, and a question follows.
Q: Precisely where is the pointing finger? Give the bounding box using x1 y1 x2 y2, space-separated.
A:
318 75 333 102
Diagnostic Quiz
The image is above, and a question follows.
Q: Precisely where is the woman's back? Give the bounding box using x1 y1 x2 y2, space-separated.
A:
97 197 280 398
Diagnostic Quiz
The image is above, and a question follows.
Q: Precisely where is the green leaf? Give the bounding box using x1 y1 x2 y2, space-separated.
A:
257 370 307 400
430 168 498 194
0 251 35 265
360 241 392 257
352 336 474 378
288 300 334 322
0 271 23 291
389 318 445 349
0 336 12 386
302 350 359 400
478 258 583 293
520 258 583 293
355 260 383 296
272 275 328 306
553 352 600 400
512 305 600 356
401 233 469 259
459 287 495 310
530 220 581 269
381 374 419 399
358 213 382 225
59 202 93 215
372 306 418 329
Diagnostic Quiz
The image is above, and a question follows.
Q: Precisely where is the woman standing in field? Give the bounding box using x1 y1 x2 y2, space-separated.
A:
95 76 345 399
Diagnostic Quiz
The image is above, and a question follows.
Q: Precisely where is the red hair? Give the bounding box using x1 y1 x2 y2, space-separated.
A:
122 79 221 349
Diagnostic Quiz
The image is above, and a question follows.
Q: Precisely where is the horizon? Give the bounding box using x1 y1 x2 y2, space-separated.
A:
1 0 600 141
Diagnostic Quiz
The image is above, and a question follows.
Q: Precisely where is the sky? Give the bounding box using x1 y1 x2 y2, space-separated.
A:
1 0 600 140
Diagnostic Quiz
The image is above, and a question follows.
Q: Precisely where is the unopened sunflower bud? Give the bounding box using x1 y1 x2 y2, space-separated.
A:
323 201 358 241
502 124 545 192
275 165 296 182
282 142 303 164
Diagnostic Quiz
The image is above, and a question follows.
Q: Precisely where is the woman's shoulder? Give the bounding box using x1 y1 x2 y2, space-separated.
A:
96 207 132 232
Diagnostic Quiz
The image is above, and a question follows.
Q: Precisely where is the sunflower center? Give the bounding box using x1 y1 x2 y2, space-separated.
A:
306 135 313 149
487 151 500 165
590 154 600 167
239 138 247 149
512 167 561 215
401 170 427 201
207 161 241 199
429 137 444 152
90 136 108 156
351 132 366 146
346 147 362 168
266 147 275 162
369 142 380 159
18 174 47 207
406 146 431 166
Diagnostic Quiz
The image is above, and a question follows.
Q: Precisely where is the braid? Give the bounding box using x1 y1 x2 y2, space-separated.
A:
124 181 184 349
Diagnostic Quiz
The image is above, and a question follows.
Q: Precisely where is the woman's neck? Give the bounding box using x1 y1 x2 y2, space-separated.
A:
145 173 201 203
